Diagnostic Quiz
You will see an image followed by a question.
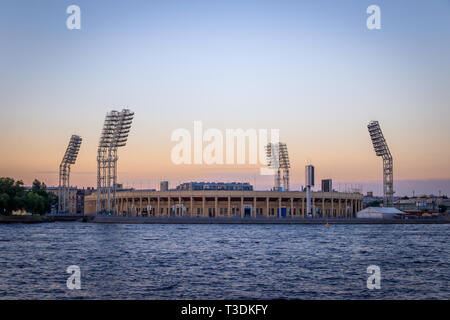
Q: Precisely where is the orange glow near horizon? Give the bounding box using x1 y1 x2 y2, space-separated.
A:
1 119 449 192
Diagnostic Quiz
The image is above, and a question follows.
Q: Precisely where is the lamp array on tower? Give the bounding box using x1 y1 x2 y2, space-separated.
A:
58 135 82 213
368 120 394 207
265 142 290 191
96 109 134 214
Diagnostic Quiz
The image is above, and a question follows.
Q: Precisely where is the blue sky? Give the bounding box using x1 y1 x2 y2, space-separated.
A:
0 0 449 195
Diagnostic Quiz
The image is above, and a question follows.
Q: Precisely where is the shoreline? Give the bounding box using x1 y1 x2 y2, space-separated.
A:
2 215 448 225
0 215 54 224
88 216 450 225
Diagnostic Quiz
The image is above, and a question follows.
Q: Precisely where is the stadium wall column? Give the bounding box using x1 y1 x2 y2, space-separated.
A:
157 196 160 216
338 198 341 217
291 197 294 218
278 197 281 219
322 198 325 217
331 196 334 218
302 197 305 217
311 196 315 217
202 197 206 217
167 196 170 216
345 199 348 218
215 197 218 218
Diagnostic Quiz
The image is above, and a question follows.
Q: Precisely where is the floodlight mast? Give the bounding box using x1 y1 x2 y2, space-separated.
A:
265 142 290 191
96 109 134 215
58 135 82 214
279 143 290 191
368 121 394 207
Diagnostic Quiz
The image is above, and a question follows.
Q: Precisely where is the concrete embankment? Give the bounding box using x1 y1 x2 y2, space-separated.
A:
48 215 85 222
90 216 450 225
0 215 54 224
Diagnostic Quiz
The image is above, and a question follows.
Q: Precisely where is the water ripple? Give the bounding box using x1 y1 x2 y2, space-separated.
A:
0 223 448 299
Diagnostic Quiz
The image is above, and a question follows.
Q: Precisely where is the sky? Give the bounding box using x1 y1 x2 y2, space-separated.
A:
0 0 449 196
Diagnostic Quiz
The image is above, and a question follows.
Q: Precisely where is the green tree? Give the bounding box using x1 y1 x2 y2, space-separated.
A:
0 193 10 215
0 177 25 214
23 192 46 215
0 177 54 215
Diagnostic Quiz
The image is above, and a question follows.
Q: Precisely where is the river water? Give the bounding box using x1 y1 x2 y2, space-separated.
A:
0 222 448 299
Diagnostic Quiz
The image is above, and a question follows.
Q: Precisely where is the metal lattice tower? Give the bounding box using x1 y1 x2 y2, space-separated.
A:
96 109 134 215
265 142 290 191
368 120 394 207
58 135 82 213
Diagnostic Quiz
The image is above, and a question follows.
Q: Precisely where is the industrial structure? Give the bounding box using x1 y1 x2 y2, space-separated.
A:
96 109 134 214
305 165 314 216
368 121 394 207
265 142 290 191
58 135 82 213
321 179 332 193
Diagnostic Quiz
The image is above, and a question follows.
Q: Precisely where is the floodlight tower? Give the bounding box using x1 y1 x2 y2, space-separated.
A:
97 110 118 214
109 109 134 214
96 109 134 215
368 120 394 207
58 135 82 214
279 143 290 191
265 142 290 191
266 143 281 191
305 165 314 216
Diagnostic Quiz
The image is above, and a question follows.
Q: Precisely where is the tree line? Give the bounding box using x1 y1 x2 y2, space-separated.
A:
0 177 57 215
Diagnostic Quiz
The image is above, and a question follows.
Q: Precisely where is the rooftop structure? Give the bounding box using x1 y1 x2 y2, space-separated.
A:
322 179 332 193
176 182 253 191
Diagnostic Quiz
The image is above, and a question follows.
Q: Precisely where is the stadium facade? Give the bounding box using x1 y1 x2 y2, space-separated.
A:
84 190 363 218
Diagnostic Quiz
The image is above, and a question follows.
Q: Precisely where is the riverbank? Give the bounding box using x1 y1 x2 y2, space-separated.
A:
90 216 450 224
0 215 54 224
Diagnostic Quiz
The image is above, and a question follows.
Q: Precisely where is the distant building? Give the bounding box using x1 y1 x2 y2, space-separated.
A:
321 179 332 192
176 182 253 191
46 187 77 214
46 187 96 214
160 181 169 192
394 196 449 213
363 193 384 208
76 187 95 214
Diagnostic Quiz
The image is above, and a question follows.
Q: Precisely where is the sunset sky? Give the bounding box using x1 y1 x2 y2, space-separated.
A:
0 0 449 196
